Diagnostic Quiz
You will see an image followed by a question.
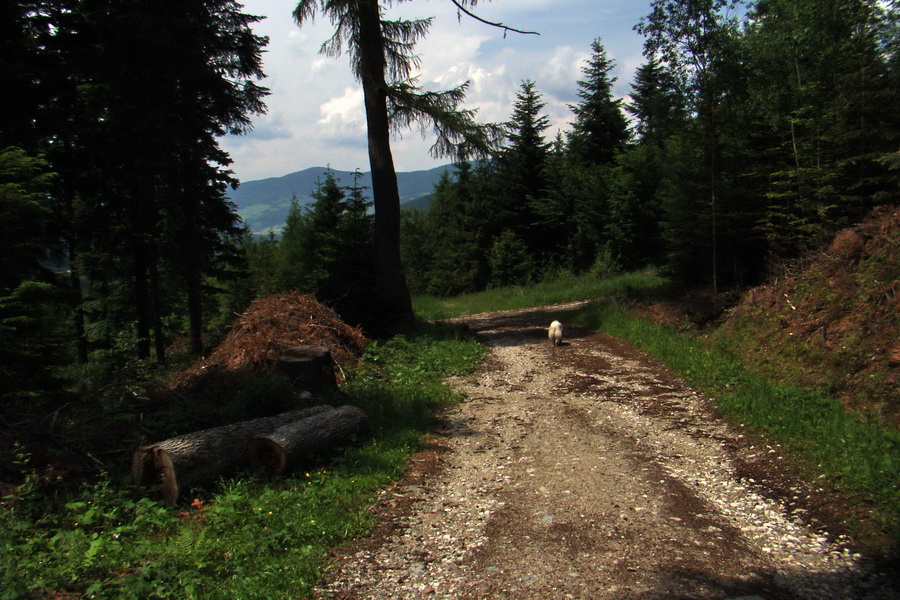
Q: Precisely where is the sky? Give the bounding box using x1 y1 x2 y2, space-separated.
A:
219 0 655 183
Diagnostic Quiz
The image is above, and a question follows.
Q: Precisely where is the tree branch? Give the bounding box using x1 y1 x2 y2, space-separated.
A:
449 0 540 36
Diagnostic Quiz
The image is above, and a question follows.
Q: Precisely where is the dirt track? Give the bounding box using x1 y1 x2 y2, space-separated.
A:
313 304 897 599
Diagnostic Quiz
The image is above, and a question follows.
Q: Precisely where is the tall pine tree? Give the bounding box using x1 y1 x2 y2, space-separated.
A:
293 0 503 328
568 38 629 166
496 80 551 263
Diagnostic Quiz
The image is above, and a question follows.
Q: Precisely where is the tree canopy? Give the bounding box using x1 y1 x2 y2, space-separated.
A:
1 0 268 413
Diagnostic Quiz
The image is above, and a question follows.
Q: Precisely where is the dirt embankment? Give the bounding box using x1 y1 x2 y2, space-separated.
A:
312 305 898 600
650 206 899 428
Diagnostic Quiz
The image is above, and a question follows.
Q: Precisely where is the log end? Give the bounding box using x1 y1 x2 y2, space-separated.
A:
132 445 180 507
247 437 288 476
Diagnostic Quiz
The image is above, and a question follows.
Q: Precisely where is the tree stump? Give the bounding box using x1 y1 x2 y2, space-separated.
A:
247 405 368 476
131 406 332 506
275 345 337 391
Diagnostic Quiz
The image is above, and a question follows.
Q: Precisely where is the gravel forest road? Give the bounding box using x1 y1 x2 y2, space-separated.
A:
313 304 898 600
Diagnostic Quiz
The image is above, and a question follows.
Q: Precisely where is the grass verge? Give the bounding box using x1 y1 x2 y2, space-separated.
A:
413 270 668 320
0 324 484 599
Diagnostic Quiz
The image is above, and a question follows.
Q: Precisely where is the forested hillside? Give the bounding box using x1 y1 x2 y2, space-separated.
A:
228 165 452 235
714 206 900 427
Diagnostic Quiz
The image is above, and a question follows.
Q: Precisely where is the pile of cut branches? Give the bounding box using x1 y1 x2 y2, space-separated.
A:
176 292 367 384
162 293 367 422
208 292 367 372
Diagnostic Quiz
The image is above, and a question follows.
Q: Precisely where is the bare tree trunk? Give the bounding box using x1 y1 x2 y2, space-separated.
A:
148 246 166 363
185 260 204 356
357 0 414 327
68 245 89 364
130 234 153 360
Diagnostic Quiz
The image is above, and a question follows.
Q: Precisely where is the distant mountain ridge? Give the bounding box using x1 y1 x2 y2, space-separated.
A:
227 164 452 234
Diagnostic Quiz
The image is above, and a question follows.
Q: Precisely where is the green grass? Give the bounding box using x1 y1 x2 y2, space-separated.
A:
413 270 668 320
0 324 485 599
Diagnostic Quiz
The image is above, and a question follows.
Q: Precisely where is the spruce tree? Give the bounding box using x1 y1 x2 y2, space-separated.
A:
497 80 552 261
745 0 900 260
425 164 486 296
637 0 748 290
627 58 687 147
0 148 70 408
568 38 629 166
489 230 534 288
61 0 268 360
293 0 503 328
533 138 606 273
279 171 375 324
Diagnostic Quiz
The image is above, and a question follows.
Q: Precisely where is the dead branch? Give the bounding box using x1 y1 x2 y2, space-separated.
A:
449 0 540 36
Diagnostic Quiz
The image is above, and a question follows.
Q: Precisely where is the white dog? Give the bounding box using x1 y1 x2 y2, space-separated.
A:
548 320 563 346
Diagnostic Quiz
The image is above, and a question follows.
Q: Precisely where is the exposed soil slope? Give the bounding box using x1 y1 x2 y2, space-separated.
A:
312 304 897 599
718 206 898 426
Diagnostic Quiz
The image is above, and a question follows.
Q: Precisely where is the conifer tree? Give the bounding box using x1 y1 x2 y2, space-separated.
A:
497 80 552 260
293 0 503 327
745 0 900 259
489 230 534 288
542 39 629 273
399 207 434 295
279 173 345 295
279 171 375 323
63 0 268 360
533 137 606 273
424 163 486 295
637 0 746 290
0 148 70 408
568 38 629 166
604 57 687 271
627 57 687 147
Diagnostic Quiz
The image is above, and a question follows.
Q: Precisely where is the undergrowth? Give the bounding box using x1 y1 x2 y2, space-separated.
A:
0 324 484 599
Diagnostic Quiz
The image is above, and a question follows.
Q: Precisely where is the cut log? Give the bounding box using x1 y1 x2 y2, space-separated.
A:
131 406 332 506
248 405 368 476
275 345 337 392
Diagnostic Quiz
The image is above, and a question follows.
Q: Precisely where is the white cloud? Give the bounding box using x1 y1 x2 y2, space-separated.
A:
221 0 654 181
318 87 364 128
243 113 293 142
537 45 591 101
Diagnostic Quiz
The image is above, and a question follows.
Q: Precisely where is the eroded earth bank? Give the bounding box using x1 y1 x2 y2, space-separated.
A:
313 305 898 599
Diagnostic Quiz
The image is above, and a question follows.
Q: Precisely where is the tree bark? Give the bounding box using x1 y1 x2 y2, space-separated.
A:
185 259 204 356
67 244 89 364
247 405 368 476
148 245 166 363
132 406 332 505
357 0 414 327
130 232 153 360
